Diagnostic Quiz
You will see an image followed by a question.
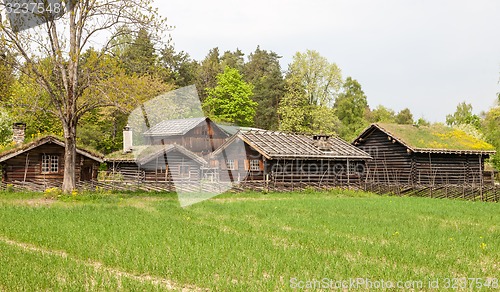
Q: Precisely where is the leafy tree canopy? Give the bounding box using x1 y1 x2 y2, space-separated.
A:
286 50 342 107
203 67 256 126
446 101 481 129
334 77 369 140
395 108 414 125
243 46 284 130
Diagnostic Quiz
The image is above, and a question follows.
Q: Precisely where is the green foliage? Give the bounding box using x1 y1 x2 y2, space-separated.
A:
0 107 12 145
278 50 342 134
160 43 199 87
286 50 342 106
334 77 369 140
196 48 223 101
416 117 431 127
366 105 396 123
243 47 284 130
395 108 414 124
119 28 162 77
221 49 245 72
0 47 15 103
482 107 500 169
203 67 257 126
446 102 481 129
278 72 310 133
278 77 340 135
7 77 62 137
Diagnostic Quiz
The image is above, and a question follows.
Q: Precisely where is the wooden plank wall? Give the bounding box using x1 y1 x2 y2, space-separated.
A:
357 128 488 186
2 144 99 183
266 159 365 185
357 128 413 184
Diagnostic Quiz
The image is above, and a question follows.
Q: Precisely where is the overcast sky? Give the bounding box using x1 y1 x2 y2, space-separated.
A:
155 0 500 122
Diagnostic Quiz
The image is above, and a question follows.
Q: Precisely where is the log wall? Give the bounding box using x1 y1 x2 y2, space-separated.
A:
357 127 488 186
1 143 99 183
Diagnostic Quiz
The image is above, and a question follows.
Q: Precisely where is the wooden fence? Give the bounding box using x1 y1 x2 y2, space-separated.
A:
0 180 498 203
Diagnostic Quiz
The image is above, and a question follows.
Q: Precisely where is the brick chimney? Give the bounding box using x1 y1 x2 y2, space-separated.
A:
12 122 26 145
123 125 133 153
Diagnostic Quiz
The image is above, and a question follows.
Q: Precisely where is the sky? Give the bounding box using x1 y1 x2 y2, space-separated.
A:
154 0 500 122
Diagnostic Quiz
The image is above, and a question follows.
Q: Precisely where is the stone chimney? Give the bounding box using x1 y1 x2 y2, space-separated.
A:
123 125 133 153
12 122 26 145
313 135 332 151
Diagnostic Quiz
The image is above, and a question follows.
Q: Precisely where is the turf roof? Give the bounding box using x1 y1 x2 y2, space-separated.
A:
375 123 495 152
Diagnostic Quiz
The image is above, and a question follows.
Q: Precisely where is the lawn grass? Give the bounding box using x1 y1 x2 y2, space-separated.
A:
0 190 498 290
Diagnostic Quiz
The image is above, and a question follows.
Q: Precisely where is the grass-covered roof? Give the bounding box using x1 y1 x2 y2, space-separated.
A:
0 134 104 162
359 123 496 154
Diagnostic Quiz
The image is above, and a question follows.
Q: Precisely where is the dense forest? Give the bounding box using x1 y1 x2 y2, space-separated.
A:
1 28 499 169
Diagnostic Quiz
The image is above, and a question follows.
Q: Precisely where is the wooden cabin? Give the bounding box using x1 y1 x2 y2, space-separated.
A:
0 135 103 184
353 123 497 186
211 130 372 185
142 117 229 156
105 144 207 182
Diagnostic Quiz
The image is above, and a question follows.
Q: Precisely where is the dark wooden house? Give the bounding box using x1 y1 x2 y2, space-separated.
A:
142 117 229 156
0 135 103 184
211 130 372 185
353 123 497 186
105 144 207 182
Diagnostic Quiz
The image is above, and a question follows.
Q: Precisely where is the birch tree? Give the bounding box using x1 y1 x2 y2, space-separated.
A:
0 0 166 192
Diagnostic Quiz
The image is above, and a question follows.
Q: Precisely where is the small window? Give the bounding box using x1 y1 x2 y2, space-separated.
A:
42 155 59 174
179 165 190 174
250 160 260 171
225 159 235 170
347 163 356 175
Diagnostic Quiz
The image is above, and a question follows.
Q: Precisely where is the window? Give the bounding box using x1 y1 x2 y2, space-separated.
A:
179 165 190 174
347 163 359 175
225 159 235 170
250 160 260 171
42 155 59 173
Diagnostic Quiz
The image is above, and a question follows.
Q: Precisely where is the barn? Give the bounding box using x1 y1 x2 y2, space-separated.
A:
0 135 103 184
211 130 372 186
353 123 497 186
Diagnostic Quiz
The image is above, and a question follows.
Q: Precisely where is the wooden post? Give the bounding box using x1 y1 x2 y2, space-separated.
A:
23 153 29 183
479 154 484 201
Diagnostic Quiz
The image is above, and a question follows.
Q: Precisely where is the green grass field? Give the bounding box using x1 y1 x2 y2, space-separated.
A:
0 190 498 290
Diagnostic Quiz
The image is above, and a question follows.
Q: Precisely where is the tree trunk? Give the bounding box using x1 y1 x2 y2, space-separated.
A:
62 123 77 192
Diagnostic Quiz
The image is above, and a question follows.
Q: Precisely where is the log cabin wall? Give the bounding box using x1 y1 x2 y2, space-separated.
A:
150 121 228 156
356 128 412 184
1 143 99 183
217 142 264 182
106 152 203 183
215 140 366 184
141 152 202 182
413 153 483 185
356 127 487 186
266 159 366 185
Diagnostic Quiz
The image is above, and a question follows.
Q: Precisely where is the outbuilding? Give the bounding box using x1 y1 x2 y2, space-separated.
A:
353 123 496 186
0 135 103 184
211 130 372 186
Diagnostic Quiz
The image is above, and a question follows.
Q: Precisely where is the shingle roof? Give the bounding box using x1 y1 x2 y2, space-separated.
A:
0 135 104 163
354 123 496 155
213 130 372 160
143 117 207 137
